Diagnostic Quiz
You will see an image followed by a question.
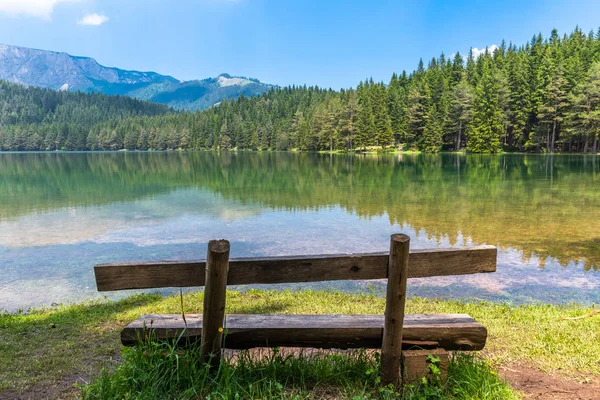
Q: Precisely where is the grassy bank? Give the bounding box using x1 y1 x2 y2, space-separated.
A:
1 290 599 398
81 343 515 400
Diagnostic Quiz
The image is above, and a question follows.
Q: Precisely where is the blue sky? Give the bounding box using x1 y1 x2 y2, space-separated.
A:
1 0 600 89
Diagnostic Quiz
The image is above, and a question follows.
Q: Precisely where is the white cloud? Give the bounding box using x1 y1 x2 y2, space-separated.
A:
77 12 109 26
471 45 499 59
0 0 79 19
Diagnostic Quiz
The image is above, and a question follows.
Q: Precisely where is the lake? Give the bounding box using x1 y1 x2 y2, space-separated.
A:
1 151 599 311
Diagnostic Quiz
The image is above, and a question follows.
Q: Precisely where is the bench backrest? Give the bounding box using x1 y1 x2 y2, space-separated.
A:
94 245 496 291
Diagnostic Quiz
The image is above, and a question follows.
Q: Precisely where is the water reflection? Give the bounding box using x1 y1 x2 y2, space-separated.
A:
0 152 598 310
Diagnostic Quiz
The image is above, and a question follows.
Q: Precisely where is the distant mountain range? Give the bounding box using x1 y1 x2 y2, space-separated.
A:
0 44 274 110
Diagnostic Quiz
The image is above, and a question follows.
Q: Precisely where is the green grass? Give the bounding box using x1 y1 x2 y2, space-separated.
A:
81 339 516 400
1 290 599 397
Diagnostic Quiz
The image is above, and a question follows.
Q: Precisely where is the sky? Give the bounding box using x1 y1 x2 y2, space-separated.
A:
1 0 600 89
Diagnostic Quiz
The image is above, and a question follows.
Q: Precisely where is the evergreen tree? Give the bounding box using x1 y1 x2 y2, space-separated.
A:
468 57 502 153
538 66 568 152
388 73 404 145
450 79 474 150
451 52 465 86
566 61 600 152
372 83 394 147
344 90 359 150
405 82 429 149
356 81 376 149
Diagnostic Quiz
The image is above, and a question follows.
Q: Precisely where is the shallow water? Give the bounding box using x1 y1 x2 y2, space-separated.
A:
0 151 599 311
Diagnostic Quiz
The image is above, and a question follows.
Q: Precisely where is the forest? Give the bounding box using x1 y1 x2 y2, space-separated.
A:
0 80 170 151
1 26 600 153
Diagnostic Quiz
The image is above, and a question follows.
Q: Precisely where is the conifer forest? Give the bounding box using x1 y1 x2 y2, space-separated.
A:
1 27 600 153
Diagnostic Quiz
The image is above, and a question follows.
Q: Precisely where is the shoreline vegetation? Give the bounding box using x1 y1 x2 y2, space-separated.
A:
2 290 599 399
2 27 600 154
2 147 599 154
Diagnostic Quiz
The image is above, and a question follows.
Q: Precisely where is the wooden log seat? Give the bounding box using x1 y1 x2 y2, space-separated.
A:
121 313 487 351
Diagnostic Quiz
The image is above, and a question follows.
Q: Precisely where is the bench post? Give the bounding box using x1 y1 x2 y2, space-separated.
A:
381 233 410 387
200 239 230 367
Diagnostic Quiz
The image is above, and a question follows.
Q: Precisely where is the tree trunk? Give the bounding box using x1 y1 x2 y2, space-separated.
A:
456 121 462 151
507 127 513 149
584 135 590 153
550 120 557 153
593 133 598 153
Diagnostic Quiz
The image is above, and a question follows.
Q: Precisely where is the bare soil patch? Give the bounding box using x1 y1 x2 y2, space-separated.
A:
0 376 84 400
501 364 600 400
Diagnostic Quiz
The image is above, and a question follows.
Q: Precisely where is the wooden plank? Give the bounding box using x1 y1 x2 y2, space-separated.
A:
121 313 487 351
95 261 204 291
381 234 410 386
199 240 230 366
95 245 497 291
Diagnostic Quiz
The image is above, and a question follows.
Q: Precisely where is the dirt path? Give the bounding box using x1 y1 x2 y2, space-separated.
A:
501 364 600 400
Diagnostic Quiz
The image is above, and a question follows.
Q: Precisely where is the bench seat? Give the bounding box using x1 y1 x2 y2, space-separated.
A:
122 313 487 351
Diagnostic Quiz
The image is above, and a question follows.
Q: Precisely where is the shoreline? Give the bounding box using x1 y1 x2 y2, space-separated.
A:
1 148 600 155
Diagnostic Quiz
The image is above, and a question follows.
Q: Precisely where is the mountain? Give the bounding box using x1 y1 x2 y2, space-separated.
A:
0 44 178 94
0 44 273 110
141 74 274 111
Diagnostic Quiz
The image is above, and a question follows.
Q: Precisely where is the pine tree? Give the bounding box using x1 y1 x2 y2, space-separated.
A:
372 83 394 147
466 48 477 86
566 61 600 152
468 57 502 153
505 47 529 149
405 82 429 149
451 52 465 87
344 90 359 151
388 72 408 145
450 79 474 150
290 110 306 149
356 81 376 149
538 66 568 152
420 114 443 152
219 120 232 150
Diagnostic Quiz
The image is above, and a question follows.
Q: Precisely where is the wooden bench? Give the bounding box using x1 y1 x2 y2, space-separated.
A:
94 234 496 386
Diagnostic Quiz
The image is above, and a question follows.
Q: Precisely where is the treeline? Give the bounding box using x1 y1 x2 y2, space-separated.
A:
2 26 600 152
0 80 171 150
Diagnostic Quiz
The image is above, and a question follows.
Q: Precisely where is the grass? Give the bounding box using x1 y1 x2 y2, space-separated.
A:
1 290 599 397
81 339 516 400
